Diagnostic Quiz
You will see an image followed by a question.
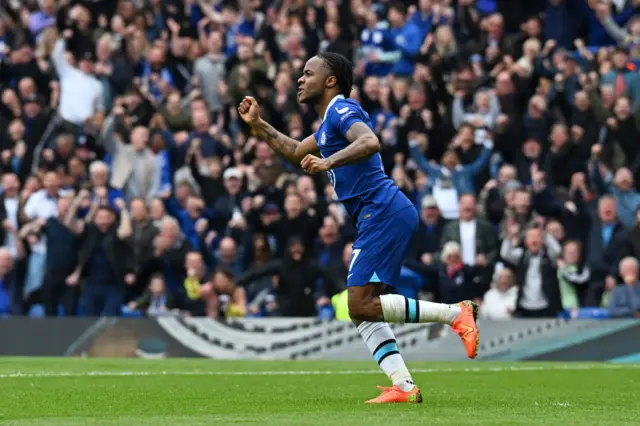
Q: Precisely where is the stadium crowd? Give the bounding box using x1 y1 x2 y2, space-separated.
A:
1 0 640 320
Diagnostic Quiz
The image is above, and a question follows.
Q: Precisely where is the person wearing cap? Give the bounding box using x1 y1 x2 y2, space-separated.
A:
208 166 247 233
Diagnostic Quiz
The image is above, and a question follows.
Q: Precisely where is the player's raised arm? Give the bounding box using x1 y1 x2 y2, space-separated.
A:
237 96 319 165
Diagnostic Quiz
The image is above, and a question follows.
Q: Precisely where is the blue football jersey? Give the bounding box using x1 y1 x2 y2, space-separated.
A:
313 95 412 222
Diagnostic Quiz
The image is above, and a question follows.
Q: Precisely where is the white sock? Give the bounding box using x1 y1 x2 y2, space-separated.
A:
380 294 461 325
357 321 415 391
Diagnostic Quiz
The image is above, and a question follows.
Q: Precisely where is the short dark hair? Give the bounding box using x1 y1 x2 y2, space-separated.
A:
317 52 354 98
96 205 116 216
388 1 407 15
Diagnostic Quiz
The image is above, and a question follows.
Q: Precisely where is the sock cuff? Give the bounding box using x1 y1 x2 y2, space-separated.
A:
356 321 388 343
379 294 407 323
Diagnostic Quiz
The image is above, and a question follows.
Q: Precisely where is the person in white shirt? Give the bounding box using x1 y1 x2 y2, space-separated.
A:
51 36 105 127
1 174 21 258
21 172 63 302
480 267 518 320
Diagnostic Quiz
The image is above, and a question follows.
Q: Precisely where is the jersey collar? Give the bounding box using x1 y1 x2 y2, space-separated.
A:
323 95 345 121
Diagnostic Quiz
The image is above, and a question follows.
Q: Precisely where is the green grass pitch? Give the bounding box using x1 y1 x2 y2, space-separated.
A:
0 358 638 425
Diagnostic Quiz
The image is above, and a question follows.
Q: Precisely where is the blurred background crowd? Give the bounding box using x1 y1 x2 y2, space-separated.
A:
1 0 640 320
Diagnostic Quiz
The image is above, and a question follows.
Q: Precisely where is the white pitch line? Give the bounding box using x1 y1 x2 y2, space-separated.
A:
0 363 638 379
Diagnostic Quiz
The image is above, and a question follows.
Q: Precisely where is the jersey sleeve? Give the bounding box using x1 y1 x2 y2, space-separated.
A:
331 102 369 139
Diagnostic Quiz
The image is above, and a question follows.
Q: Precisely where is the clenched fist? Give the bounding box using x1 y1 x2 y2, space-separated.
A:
301 154 330 175
238 96 262 126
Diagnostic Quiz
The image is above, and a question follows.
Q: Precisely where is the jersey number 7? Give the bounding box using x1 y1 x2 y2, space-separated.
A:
349 249 362 272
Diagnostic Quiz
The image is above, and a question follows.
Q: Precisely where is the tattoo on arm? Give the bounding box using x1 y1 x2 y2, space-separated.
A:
325 122 381 169
250 119 299 162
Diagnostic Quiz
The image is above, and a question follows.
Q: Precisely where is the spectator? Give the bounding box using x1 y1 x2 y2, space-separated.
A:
128 273 175 317
607 256 640 318
237 237 335 317
66 201 133 316
0 173 21 258
0 247 18 315
21 171 61 302
41 193 84 316
193 31 226 116
600 47 640 107
141 216 191 295
617 207 640 261
440 194 499 276
179 251 213 316
409 132 493 219
407 195 448 269
51 35 105 128
585 195 627 307
500 224 563 318
209 236 243 276
103 123 159 204
127 198 159 294
479 268 518 320
2 0 640 320
415 241 484 304
88 160 124 208
557 240 591 311
590 147 640 227
210 268 247 318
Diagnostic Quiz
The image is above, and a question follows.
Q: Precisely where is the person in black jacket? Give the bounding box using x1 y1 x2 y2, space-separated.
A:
65 201 134 316
616 207 640 264
500 222 563 318
405 195 448 269
236 236 335 317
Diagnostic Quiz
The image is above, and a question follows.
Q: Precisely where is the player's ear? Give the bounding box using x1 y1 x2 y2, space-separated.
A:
325 75 337 90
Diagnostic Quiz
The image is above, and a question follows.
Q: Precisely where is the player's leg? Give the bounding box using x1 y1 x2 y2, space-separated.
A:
351 283 422 404
348 206 479 359
352 285 415 389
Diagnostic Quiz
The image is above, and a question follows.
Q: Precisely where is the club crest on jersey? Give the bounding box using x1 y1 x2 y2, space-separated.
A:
320 131 327 145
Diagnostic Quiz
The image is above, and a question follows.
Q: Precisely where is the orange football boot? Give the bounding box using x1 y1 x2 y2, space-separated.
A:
365 385 423 404
451 300 480 359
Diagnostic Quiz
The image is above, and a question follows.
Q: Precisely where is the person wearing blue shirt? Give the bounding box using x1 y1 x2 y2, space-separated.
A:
237 52 479 404
608 257 640 318
410 0 450 42
387 2 423 77
360 11 398 77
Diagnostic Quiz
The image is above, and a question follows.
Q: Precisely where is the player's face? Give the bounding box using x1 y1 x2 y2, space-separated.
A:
297 56 328 105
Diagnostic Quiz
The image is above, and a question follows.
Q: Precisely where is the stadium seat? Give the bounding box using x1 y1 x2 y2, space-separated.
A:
28 304 46 318
558 307 610 319
120 305 144 318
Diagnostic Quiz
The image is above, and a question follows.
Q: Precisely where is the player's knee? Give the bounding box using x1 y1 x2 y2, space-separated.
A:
348 297 373 321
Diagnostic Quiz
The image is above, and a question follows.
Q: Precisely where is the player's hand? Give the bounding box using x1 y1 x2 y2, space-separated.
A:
301 154 330 175
238 96 261 126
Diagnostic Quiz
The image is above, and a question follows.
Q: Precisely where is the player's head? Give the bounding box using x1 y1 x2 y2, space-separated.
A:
297 53 353 105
